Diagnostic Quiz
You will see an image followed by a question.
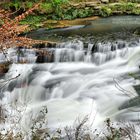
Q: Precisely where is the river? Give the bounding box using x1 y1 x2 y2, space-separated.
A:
1 16 140 139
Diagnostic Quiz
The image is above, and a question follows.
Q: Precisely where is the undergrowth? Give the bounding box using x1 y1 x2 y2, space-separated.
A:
0 109 140 140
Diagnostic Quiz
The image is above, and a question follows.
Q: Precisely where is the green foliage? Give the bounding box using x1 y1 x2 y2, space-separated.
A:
1 0 140 31
133 9 140 14
100 6 112 17
109 3 126 12
40 3 54 14
20 15 47 30
52 0 68 6
2 1 34 10
78 8 94 18
132 5 140 14
125 2 136 10
25 1 33 9
52 7 94 20
9 1 21 10
72 9 78 18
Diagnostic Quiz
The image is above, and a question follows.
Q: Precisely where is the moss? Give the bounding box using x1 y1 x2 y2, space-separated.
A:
19 15 47 30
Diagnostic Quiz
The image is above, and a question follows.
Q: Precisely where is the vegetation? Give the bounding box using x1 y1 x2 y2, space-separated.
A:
0 1 56 72
0 108 140 140
0 0 140 30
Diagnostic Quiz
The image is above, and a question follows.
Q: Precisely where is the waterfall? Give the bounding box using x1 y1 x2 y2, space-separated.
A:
54 39 140 65
1 37 140 138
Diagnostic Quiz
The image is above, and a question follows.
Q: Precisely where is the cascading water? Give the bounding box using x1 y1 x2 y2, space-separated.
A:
1 36 140 138
54 40 130 64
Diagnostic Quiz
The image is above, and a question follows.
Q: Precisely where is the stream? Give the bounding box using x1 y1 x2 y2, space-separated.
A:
1 16 140 139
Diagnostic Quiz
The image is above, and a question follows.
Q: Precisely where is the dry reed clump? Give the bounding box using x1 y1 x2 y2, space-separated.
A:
0 110 140 140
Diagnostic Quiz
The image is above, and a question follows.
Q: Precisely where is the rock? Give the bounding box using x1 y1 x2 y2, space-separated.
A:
100 0 109 3
36 51 54 63
44 20 58 24
86 2 101 7
36 51 46 63
0 62 11 74
117 41 126 49
137 4 140 8
33 43 46 48
128 0 140 2
119 97 140 110
134 28 140 35
94 6 102 10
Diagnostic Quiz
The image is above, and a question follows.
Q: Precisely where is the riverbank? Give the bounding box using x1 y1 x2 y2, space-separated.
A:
1 0 140 31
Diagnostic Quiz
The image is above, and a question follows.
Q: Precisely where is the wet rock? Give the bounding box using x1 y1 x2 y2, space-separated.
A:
33 42 56 49
0 62 11 74
36 51 54 63
33 43 46 48
84 43 89 48
111 44 116 51
47 43 56 48
7 80 17 92
91 43 98 53
134 85 140 96
36 54 45 63
128 41 138 47
119 97 140 110
117 41 126 49
134 28 140 35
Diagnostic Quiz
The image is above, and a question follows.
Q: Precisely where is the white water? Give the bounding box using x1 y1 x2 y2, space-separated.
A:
1 39 140 138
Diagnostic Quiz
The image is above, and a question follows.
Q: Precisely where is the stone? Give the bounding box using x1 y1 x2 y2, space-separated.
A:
86 2 101 7
100 0 109 3
0 62 11 74
134 28 140 35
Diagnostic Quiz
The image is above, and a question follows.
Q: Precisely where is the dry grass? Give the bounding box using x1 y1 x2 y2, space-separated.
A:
0 103 140 140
